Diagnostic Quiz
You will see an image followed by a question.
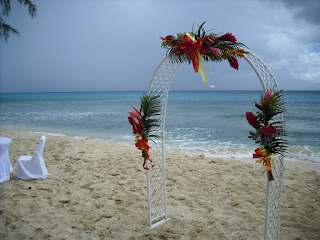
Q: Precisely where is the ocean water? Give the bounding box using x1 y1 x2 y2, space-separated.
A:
0 91 319 163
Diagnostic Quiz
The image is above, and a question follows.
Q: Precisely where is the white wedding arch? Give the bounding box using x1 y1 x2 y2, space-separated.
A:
145 50 284 240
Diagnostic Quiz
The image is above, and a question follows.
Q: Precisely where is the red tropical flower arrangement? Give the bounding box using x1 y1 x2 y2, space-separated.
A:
128 94 161 170
246 90 287 181
161 22 248 86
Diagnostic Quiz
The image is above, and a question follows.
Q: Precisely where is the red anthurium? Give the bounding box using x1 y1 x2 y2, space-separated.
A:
203 36 215 45
228 56 239 70
246 112 260 129
173 41 185 56
217 33 237 43
261 125 277 135
199 46 209 55
132 122 142 134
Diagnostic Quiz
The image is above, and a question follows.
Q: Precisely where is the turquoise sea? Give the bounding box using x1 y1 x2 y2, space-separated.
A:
0 91 319 163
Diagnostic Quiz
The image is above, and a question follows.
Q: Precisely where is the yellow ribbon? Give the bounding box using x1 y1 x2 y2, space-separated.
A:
186 33 208 86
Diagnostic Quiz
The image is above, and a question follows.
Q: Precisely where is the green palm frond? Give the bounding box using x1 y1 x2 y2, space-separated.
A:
140 94 161 140
251 90 288 155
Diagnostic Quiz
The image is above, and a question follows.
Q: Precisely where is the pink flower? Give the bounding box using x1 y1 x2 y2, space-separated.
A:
209 47 222 56
128 110 141 124
265 90 273 103
261 125 277 135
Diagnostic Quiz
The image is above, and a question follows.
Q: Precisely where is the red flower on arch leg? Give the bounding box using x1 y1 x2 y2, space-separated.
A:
132 122 142 134
246 112 260 129
261 125 277 135
128 116 134 125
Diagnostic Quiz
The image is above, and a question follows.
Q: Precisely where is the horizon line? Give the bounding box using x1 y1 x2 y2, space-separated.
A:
1 89 319 94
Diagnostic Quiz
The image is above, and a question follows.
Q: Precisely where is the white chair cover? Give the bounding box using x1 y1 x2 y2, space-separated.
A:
16 136 49 180
0 137 13 183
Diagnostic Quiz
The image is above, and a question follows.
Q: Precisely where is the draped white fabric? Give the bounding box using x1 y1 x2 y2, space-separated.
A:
16 136 49 180
0 137 13 183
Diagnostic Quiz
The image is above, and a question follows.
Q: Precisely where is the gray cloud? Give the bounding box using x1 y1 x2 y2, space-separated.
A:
0 0 319 93
266 0 320 24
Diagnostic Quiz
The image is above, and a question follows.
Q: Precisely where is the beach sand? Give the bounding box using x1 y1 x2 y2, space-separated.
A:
0 128 319 239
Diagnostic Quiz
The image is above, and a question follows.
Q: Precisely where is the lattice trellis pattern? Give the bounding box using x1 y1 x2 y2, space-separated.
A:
243 51 280 93
146 52 284 239
146 56 181 228
243 52 284 240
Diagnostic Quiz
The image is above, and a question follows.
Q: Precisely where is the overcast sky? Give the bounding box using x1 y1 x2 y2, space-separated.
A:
0 0 319 93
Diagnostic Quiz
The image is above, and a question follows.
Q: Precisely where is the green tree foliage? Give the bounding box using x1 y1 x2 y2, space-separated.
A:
0 0 37 41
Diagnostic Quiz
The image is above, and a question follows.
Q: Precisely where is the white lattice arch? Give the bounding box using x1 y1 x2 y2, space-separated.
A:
146 50 284 239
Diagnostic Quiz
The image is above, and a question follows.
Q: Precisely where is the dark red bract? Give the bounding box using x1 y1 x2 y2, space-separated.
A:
228 56 239 70
218 33 237 43
246 112 260 129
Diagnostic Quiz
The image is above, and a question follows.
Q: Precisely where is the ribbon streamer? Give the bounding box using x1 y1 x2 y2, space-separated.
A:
184 33 208 86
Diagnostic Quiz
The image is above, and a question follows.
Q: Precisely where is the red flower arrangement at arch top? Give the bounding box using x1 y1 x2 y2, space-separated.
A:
128 94 161 170
246 90 287 181
161 22 248 87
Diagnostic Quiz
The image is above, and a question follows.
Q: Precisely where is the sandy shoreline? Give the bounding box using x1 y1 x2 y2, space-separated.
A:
0 128 319 239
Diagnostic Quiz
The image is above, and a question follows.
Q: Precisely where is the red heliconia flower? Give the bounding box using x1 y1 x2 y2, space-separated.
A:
217 33 237 43
199 46 209 55
261 125 277 135
203 36 215 45
132 122 142 134
265 90 273 103
209 47 222 56
246 112 260 129
228 56 239 70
